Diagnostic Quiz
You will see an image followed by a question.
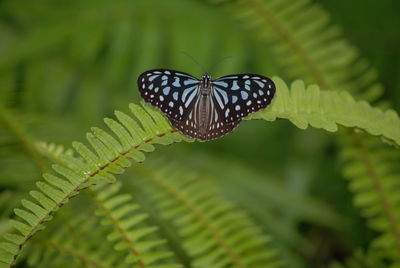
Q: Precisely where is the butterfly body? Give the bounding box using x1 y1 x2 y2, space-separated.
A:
138 69 275 141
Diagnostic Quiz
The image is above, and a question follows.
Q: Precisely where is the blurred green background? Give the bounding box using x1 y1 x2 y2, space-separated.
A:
0 0 399 267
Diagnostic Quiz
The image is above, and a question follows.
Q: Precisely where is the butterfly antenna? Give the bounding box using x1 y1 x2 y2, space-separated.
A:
180 51 207 74
209 56 233 72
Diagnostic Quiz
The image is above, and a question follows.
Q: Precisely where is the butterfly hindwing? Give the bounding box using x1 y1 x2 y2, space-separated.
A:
170 95 239 140
211 74 275 123
137 69 200 121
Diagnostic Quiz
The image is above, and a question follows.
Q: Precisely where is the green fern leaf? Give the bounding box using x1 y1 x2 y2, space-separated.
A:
0 103 187 267
340 134 400 260
211 0 382 100
134 165 282 268
92 182 180 267
250 77 400 146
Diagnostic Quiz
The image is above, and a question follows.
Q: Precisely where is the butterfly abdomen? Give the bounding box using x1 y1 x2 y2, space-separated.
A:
197 94 213 135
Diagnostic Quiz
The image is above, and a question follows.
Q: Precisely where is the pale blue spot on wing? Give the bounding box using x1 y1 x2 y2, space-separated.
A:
161 75 168 80
220 76 238 79
241 91 248 100
176 73 195 79
185 88 198 108
231 80 240 90
254 80 265 87
213 81 228 87
214 87 228 104
182 85 198 102
213 91 225 110
232 96 238 104
161 80 168 86
172 77 181 87
172 92 178 101
183 79 198 86
163 87 171 95
149 75 159 82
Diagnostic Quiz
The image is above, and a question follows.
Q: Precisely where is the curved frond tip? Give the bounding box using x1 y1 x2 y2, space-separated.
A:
249 77 400 146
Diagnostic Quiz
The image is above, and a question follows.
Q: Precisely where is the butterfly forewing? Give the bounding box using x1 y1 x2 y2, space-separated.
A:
212 74 275 123
138 69 275 141
138 69 200 121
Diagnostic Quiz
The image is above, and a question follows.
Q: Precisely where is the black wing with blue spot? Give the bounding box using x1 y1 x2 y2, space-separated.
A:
211 74 275 123
137 69 200 122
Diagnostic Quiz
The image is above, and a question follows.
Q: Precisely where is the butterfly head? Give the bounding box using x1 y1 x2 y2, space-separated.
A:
200 73 212 95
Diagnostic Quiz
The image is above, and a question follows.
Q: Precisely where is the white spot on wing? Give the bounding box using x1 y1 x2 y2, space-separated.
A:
235 105 240 111
225 108 230 117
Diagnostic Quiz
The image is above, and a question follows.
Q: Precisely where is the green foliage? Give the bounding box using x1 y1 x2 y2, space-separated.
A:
251 77 400 145
133 165 281 267
0 0 399 267
0 103 189 267
340 134 400 260
92 182 180 266
211 0 382 99
26 216 132 268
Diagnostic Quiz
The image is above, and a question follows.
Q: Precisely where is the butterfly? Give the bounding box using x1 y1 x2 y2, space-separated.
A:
137 69 275 141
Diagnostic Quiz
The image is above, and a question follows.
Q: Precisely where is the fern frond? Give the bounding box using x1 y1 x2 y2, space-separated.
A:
250 77 400 146
91 182 180 267
26 216 130 268
134 165 282 268
0 103 189 268
209 0 400 263
211 0 382 100
340 133 400 260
